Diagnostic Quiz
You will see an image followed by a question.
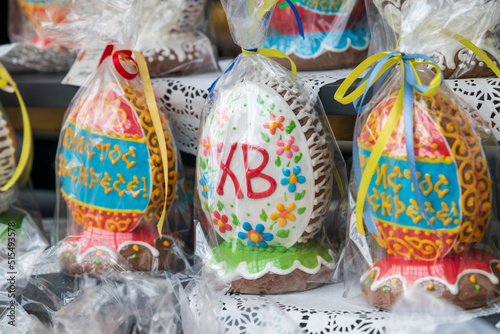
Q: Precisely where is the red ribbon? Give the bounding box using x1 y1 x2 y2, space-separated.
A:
98 45 138 80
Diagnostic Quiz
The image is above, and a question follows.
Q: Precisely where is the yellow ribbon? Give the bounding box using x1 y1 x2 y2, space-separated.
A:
335 53 442 235
131 51 170 235
444 29 500 78
255 0 278 22
0 63 32 192
241 48 297 78
337 30 500 235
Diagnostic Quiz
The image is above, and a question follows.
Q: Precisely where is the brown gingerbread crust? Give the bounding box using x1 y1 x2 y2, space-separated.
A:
436 49 499 79
274 47 368 71
60 236 185 276
143 44 215 76
229 265 333 294
361 265 500 310
377 0 499 79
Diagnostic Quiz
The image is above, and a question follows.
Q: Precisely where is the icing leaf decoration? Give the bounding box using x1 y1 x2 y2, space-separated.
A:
199 156 207 170
286 120 296 135
294 152 303 163
260 131 270 143
270 103 275 110
217 200 224 211
231 213 240 226
260 209 268 222
297 207 306 215
204 202 214 213
294 190 306 201
257 94 265 105
275 156 281 167
276 229 290 238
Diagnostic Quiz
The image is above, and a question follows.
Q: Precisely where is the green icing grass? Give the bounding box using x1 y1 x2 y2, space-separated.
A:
213 239 333 274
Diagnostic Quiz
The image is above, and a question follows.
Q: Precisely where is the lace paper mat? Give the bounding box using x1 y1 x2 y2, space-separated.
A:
152 61 356 156
152 61 500 156
189 282 500 334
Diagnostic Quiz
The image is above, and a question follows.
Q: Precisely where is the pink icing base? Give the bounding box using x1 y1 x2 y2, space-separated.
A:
65 224 160 257
369 249 499 289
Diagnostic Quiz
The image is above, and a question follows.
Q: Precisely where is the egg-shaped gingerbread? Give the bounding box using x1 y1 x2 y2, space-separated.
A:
197 62 338 294
57 60 180 274
0 108 17 213
358 91 500 310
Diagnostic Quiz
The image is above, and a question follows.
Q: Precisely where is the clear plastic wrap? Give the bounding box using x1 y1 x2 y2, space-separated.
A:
0 65 48 290
367 0 500 79
385 290 500 333
5 0 75 72
46 1 192 276
134 0 218 76
264 0 370 71
194 0 348 294
1 240 223 333
338 54 500 310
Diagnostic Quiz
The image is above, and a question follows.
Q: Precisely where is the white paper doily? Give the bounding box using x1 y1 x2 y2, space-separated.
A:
153 60 500 156
187 282 500 334
152 60 356 156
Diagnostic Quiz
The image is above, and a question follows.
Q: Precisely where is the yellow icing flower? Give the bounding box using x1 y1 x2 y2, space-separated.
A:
270 203 296 227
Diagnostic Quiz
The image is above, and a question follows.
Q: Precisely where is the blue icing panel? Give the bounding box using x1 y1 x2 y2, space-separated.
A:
60 123 151 212
296 0 360 14
359 147 461 230
264 30 369 57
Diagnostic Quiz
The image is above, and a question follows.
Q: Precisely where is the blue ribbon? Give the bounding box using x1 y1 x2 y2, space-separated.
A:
279 0 304 39
208 1 304 98
208 48 259 99
351 51 443 234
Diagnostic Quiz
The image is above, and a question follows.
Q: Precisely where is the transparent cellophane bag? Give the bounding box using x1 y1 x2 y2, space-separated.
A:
367 0 500 79
343 63 500 310
193 0 348 295
38 0 192 277
53 55 194 277
264 0 370 71
0 88 48 291
1 247 224 334
134 0 218 77
5 0 75 72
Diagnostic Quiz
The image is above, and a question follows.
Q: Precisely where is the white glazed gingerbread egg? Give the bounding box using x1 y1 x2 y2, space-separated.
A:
197 80 333 249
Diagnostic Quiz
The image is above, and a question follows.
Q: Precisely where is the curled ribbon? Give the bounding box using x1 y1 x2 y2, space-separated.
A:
336 33 500 236
100 47 169 235
242 48 297 75
0 63 33 192
208 47 297 98
335 52 442 235
277 0 304 38
209 0 302 97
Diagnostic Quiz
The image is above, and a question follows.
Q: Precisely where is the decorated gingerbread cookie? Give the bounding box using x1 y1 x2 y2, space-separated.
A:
0 109 16 214
265 0 369 70
358 91 500 309
373 0 500 78
136 0 216 76
197 67 336 294
58 66 182 274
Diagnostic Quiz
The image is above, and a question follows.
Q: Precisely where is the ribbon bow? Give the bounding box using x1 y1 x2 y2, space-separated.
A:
0 63 33 192
335 51 443 235
99 46 170 235
208 47 297 98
